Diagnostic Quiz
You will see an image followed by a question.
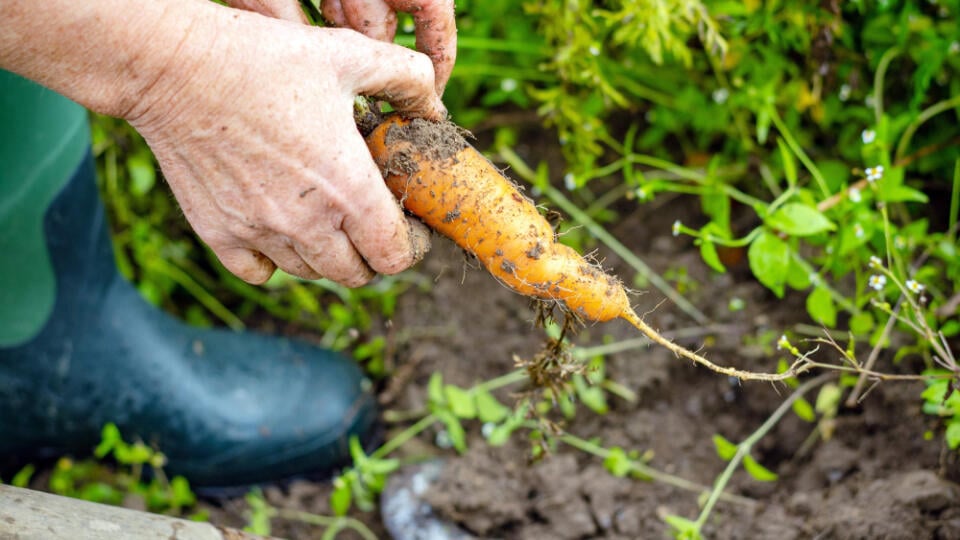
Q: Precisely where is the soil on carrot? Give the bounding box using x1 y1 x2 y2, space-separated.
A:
207 130 960 539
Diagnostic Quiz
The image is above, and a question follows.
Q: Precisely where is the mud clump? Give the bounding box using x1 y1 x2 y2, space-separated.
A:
384 117 470 166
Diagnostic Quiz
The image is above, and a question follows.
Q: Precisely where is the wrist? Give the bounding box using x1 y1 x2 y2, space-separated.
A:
0 0 218 121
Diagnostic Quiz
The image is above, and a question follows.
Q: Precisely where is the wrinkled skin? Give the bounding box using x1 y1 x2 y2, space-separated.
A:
1 0 457 286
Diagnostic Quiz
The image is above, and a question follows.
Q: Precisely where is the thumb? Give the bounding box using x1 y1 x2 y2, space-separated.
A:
223 0 309 23
339 31 447 121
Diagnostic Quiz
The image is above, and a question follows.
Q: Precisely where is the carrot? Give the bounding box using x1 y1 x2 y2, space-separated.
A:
366 115 629 322
365 115 806 382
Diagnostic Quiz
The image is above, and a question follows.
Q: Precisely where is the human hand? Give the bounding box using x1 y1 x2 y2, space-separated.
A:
129 3 444 286
230 0 455 94
322 0 456 94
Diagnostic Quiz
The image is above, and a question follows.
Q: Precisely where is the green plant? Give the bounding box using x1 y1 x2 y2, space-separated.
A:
1 423 202 518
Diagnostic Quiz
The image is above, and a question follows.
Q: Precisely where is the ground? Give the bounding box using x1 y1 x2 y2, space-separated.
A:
201 127 960 538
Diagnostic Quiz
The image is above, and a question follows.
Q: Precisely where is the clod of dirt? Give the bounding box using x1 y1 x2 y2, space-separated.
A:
529 455 597 539
383 117 470 174
423 448 529 536
808 470 960 539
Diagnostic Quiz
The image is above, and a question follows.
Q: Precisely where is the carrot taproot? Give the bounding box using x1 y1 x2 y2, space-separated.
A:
366 115 629 322
365 115 805 382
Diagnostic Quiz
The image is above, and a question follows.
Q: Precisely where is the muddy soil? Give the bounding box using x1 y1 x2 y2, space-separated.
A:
209 133 960 539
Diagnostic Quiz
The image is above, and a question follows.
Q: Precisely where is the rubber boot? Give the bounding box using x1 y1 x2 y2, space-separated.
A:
0 71 377 488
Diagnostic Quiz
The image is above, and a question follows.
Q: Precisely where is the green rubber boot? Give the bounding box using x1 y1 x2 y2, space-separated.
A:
0 71 377 488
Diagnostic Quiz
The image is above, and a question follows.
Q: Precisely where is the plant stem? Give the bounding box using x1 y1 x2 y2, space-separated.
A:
271 508 378 540
557 433 757 507
693 373 834 531
768 106 830 198
894 94 960 163
873 47 901 126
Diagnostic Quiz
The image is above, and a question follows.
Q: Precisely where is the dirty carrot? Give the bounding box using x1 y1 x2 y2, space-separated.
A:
365 116 808 382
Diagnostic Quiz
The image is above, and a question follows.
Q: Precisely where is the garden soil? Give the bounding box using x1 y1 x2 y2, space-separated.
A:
207 133 960 539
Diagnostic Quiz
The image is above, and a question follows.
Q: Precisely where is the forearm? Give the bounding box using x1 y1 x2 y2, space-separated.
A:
0 0 216 120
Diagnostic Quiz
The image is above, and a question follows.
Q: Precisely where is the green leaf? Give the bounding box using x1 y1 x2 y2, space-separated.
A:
946 422 960 449
603 447 633 477
712 434 738 461
699 239 726 273
743 455 779 482
573 374 608 414
785 259 811 290
170 476 196 508
878 184 929 203
849 312 874 335
94 423 121 459
330 477 352 516
11 464 35 488
362 457 400 476
475 389 509 423
815 384 843 415
806 286 837 327
792 397 816 422
427 372 444 408
701 189 731 233
663 514 702 539
444 385 477 419
127 152 156 196
766 203 835 237
437 411 467 453
748 230 790 297
777 138 797 187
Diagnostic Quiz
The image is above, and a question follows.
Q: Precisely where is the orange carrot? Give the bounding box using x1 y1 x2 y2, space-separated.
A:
366 115 630 322
366 115 804 382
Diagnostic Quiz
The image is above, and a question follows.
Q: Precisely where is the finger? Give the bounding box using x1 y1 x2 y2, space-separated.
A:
384 0 456 94
216 246 277 285
295 231 376 287
341 0 398 42
259 237 323 280
332 129 425 276
406 216 432 265
223 0 309 23
338 30 446 120
321 0 349 28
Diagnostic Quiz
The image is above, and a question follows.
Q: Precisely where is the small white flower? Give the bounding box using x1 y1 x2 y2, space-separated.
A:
672 220 682 237
776 334 790 351
865 94 877 108
839 84 851 102
500 78 518 92
951 41 960 55
848 187 862 203
564 173 576 191
861 129 876 144
865 165 884 183
481 422 496 439
712 88 730 104
853 223 865 238
868 274 887 291
588 44 601 56
635 187 648 201
869 255 883 268
905 279 925 294
809 273 820 285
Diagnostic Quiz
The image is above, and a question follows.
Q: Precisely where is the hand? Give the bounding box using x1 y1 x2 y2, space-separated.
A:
326 0 457 94
230 0 456 95
130 3 444 286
